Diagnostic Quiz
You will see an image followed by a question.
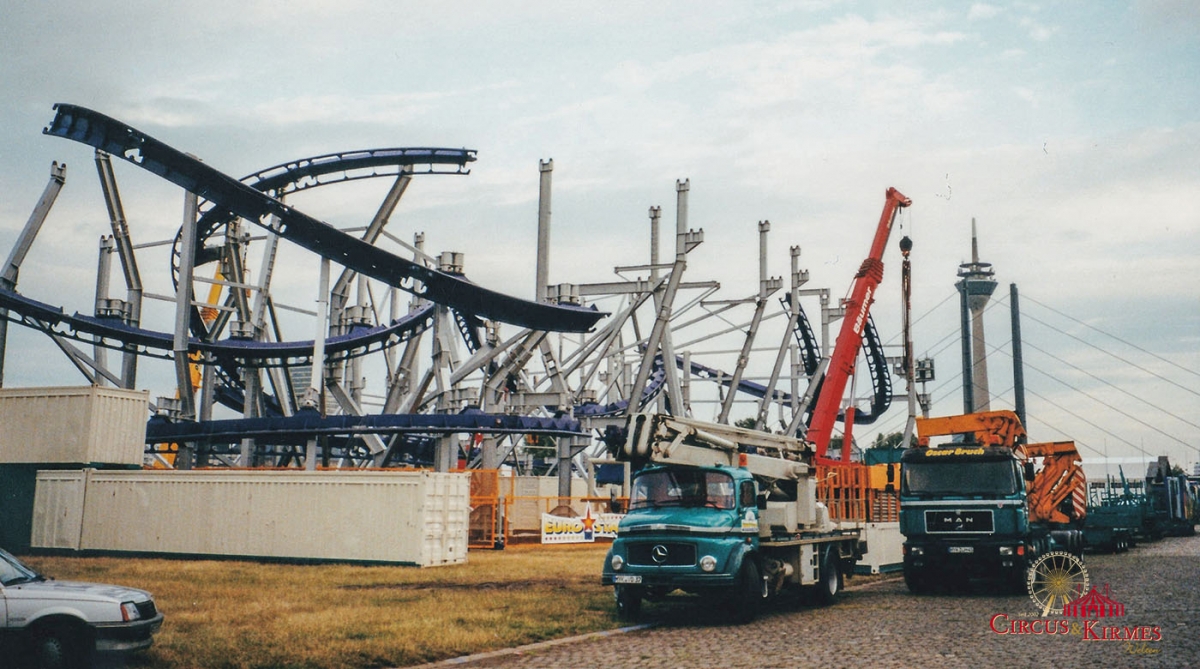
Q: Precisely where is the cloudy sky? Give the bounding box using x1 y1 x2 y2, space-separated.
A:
1 1 1196 473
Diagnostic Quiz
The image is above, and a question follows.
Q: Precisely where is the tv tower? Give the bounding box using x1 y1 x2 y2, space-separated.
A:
957 219 997 413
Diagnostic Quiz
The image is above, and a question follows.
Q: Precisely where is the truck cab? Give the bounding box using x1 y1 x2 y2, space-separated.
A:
899 445 1050 592
601 464 762 620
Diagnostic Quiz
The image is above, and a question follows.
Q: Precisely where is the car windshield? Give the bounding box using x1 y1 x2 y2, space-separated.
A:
629 469 736 510
0 548 44 586
902 460 1019 496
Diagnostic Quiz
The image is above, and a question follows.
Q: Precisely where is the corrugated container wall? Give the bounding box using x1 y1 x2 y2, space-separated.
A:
0 386 148 466
32 469 469 567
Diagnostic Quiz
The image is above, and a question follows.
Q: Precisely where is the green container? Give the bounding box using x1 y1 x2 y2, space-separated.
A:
1 464 53 553
864 448 905 466
0 462 140 553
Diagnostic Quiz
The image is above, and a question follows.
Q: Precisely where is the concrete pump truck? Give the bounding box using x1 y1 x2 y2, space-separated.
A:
600 188 911 622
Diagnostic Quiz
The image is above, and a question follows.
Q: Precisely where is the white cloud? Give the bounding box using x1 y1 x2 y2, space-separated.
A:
1020 17 1058 42
968 3 1002 21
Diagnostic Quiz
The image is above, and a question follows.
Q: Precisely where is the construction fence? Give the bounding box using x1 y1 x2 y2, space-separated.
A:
816 463 900 524
469 463 901 549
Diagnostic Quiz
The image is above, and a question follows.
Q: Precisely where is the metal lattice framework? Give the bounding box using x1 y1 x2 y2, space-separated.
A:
0 103 917 489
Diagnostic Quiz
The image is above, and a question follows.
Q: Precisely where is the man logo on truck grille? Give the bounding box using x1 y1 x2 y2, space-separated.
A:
651 544 669 564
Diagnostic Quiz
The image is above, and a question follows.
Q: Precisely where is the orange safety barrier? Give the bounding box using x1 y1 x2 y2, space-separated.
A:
816 463 869 522
816 463 902 524
469 469 502 548
467 470 630 547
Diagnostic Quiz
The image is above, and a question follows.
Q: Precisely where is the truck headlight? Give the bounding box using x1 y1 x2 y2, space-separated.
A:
120 601 141 622
909 546 924 557
999 546 1014 556
699 555 717 572
610 555 625 571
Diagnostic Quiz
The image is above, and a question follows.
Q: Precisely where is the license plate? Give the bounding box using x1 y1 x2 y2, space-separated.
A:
948 546 974 554
613 574 642 584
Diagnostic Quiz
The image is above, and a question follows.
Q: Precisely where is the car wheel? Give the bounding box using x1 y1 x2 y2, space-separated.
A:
32 624 86 669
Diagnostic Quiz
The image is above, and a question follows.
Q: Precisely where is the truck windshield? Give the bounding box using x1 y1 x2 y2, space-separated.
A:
630 469 736 510
903 461 1019 496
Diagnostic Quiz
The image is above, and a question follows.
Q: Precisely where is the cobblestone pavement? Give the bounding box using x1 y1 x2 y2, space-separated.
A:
446 533 1199 668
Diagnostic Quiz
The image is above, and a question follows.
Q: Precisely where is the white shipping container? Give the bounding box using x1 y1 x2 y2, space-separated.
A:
32 469 469 566
0 386 148 465
27 470 88 550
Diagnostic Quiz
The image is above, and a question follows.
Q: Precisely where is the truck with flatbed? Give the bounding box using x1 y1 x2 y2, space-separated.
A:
599 187 912 621
899 410 1086 593
600 413 863 621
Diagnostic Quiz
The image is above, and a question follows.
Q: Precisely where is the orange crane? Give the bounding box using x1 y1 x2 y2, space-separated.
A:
912 410 1086 526
1025 440 1087 526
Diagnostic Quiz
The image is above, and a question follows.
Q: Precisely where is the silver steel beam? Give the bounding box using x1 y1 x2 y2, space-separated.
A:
0 162 67 386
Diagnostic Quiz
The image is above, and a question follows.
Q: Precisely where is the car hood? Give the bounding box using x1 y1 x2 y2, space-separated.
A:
4 579 152 604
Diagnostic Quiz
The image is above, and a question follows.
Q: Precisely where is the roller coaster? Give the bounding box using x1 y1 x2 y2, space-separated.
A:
0 104 914 489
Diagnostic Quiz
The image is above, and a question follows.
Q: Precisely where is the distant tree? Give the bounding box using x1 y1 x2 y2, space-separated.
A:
1171 464 1185 477
734 417 758 430
870 432 905 450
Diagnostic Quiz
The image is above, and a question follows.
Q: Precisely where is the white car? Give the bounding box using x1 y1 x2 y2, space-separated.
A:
0 548 163 669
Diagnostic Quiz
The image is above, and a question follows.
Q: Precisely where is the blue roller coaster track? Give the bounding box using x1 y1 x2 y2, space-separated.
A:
43 104 605 333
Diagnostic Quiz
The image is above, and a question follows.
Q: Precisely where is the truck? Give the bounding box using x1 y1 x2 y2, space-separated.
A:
600 413 863 621
899 410 1086 593
598 188 911 621
597 187 911 620
0 547 163 669
1145 456 1197 537
1083 467 1148 552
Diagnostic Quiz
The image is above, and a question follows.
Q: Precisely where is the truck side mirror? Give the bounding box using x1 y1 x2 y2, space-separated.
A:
756 493 768 510
1024 461 1036 481
885 463 896 494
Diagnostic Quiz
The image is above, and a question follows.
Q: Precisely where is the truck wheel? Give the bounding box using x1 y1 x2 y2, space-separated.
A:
31 623 87 669
614 585 643 621
904 566 928 594
814 548 841 605
732 559 763 623
1007 567 1030 595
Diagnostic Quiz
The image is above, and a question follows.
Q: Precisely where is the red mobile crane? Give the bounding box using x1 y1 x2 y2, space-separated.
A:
805 187 911 463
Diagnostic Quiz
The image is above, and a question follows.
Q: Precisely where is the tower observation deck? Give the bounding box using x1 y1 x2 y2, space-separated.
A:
956 218 997 413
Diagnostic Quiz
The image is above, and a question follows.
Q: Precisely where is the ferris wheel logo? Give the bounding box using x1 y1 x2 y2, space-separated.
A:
1026 551 1090 616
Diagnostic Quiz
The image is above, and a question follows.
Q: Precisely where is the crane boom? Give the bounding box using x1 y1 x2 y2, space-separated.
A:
1025 440 1087 525
807 187 911 460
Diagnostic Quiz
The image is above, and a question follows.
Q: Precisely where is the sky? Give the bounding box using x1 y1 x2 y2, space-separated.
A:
0 1 1197 473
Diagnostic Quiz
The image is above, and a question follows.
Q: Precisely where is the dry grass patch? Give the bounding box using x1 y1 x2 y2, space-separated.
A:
22 544 616 669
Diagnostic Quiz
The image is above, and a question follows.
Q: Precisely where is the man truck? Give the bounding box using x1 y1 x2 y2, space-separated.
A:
899 410 1086 593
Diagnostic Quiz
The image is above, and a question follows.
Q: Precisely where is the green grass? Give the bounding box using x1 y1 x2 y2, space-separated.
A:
22 544 617 669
